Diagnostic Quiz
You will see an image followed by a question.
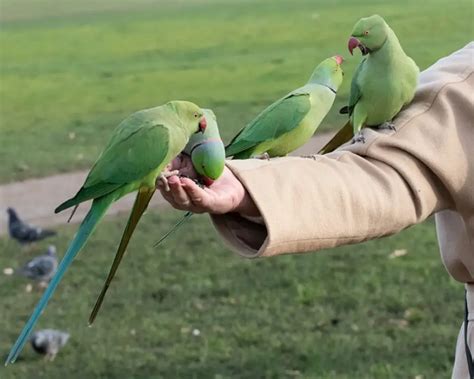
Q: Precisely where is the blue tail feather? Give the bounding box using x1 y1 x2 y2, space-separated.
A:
5 195 113 365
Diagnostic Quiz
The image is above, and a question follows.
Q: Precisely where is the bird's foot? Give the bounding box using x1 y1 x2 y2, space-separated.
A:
178 174 205 188
300 154 319 160
351 134 366 144
45 353 56 362
377 121 396 131
158 170 179 192
254 152 270 160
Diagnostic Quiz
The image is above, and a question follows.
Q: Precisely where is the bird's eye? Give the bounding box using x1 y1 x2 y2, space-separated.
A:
194 113 199 118
364 30 369 35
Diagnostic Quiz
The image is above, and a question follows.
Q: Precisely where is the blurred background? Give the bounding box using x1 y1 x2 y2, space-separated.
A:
0 0 472 378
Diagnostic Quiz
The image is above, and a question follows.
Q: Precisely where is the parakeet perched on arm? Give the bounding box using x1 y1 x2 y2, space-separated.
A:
154 57 344 247
319 15 419 154
225 55 344 159
153 108 225 247
5 101 207 365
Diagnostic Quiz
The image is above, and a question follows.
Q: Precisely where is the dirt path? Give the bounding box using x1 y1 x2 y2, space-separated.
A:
0 132 334 235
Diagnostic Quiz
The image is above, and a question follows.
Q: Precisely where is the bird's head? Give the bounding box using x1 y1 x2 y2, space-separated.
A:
169 101 206 135
309 55 345 93
190 140 226 183
348 15 388 56
6 207 18 221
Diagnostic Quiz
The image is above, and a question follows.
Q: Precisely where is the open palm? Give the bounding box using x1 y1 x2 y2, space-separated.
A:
157 154 258 216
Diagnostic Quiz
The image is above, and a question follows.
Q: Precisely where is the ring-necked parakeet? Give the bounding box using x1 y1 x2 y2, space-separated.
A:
6 101 207 365
154 57 344 247
153 108 225 247
184 109 225 186
225 55 344 159
319 15 419 153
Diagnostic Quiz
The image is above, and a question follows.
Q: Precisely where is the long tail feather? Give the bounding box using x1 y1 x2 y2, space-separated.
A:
88 187 155 325
67 205 79 223
5 194 113 365
153 211 193 248
318 120 353 154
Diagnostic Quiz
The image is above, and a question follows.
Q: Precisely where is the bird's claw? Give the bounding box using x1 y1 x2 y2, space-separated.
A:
178 174 204 188
351 134 366 144
377 121 396 131
300 154 319 160
255 152 270 160
158 170 179 192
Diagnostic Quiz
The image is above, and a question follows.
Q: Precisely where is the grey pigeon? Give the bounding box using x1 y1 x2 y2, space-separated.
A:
7 207 56 245
17 245 58 285
30 329 70 361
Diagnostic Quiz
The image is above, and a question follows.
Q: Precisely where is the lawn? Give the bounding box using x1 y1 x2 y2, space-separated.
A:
0 0 472 182
0 212 464 378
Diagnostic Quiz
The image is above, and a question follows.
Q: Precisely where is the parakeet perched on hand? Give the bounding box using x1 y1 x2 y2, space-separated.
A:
153 108 225 247
184 108 225 186
225 55 344 159
6 101 207 365
154 59 344 248
319 15 419 153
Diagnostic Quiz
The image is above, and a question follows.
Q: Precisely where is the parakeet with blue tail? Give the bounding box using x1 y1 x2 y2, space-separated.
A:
5 100 207 365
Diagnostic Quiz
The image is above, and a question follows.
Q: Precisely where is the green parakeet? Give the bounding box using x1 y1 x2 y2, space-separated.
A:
225 55 344 159
154 57 344 248
153 108 225 247
184 109 225 186
319 15 419 154
5 101 207 365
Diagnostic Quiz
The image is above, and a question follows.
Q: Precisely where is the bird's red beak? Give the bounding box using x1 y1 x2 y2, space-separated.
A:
202 176 214 187
334 55 344 65
198 116 207 133
348 37 360 55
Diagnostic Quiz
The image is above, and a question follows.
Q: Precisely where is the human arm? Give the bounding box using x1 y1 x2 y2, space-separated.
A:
158 43 473 260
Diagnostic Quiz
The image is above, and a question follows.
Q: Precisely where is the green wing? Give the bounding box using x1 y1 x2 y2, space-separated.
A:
225 94 310 157
56 121 169 213
346 58 365 116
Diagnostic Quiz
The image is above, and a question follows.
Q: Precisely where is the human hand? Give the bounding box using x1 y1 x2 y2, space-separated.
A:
157 154 259 217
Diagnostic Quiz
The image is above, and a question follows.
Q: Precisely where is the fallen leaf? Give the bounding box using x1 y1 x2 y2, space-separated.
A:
389 249 408 259
3 267 14 275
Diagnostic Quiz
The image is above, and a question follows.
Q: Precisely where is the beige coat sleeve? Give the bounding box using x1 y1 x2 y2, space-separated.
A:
211 43 474 275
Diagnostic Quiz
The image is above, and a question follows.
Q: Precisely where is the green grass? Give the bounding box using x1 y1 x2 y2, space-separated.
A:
0 0 472 182
0 212 463 378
